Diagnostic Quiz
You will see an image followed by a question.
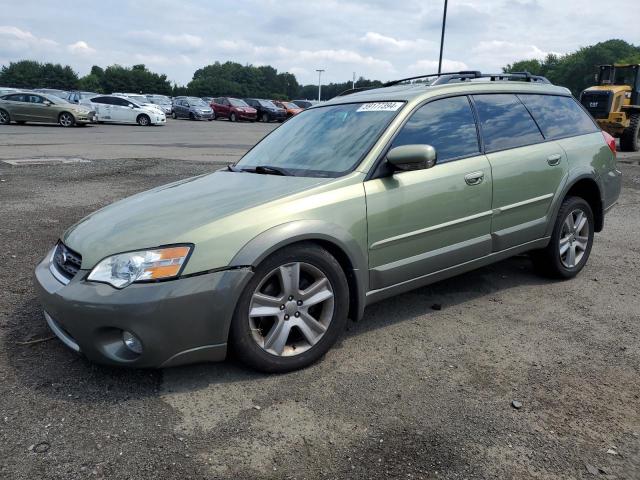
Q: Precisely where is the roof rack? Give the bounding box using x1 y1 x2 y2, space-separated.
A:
384 70 551 87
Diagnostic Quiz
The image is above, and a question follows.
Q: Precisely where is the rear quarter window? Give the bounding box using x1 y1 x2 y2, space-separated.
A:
518 94 599 139
472 94 544 152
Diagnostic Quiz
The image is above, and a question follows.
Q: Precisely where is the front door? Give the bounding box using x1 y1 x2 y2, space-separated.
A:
472 94 569 251
365 96 493 290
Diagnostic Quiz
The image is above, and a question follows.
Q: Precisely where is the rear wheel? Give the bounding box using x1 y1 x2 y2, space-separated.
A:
137 114 151 126
620 113 640 152
58 112 75 127
230 243 349 372
532 196 594 278
0 109 9 124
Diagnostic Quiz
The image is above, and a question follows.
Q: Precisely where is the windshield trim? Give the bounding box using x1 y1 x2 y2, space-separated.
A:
233 100 407 178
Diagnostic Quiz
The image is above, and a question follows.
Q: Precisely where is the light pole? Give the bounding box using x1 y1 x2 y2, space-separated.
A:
316 69 325 101
437 0 448 74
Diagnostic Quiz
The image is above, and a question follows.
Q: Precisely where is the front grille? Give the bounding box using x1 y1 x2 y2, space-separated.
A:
52 242 82 281
580 91 613 119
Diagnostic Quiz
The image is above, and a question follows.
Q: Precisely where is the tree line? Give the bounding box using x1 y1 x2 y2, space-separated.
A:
1 39 638 100
503 39 640 96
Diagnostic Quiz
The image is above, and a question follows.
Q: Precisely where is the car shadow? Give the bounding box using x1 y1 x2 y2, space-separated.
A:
5 253 555 402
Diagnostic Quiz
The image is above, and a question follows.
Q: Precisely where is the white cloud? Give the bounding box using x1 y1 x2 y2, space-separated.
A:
360 32 433 51
0 25 58 52
408 59 469 73
67 41 96 55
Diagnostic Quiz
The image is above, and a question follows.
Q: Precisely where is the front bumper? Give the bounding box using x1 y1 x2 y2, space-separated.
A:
34 254 252 368
193 111 213 120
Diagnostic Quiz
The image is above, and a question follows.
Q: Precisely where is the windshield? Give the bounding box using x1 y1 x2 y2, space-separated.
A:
44 94 70 104
188 97 208 107
127 95 149 104
601 66 637 86
236 102 404 177
259 100 277 108
149 96 171 104
229 98 249 107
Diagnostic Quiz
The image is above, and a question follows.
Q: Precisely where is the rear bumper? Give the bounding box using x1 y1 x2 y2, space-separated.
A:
34 253 253 368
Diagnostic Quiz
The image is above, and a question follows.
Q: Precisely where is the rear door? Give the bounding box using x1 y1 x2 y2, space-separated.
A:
365 96 493 290
5 94 29 120
473 93 568 251
90 96 113 121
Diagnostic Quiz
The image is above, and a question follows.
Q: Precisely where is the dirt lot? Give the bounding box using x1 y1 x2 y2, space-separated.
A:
0 119 639 479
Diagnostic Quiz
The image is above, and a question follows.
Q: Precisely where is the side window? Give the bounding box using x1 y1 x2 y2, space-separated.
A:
91 96 109 104
29 95 44 104
472 94 544 152
112 97 130 107
8 94 27 102
392 96 480 162
518 94 599 139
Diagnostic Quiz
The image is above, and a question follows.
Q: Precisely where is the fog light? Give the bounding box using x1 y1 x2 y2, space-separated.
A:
122 331 143 354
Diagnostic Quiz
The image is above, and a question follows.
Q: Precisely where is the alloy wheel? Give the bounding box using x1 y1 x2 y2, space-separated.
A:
0 110 9 124
248 262 334 357
59 113 74 127
559 208 590 268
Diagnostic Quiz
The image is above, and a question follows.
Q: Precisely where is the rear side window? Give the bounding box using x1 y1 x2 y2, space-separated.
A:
518 94 599 139
473 94 544 152
392 96 480 162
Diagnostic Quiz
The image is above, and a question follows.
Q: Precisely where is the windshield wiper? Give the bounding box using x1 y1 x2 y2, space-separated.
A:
242 165 293 176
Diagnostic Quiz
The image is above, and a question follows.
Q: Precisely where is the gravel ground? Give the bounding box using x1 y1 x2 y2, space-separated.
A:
0 120 639 479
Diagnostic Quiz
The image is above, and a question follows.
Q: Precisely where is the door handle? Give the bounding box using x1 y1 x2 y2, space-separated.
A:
464 171 484 186
547 154 562 166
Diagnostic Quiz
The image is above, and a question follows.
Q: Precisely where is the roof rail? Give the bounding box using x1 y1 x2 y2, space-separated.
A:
384 70 551 87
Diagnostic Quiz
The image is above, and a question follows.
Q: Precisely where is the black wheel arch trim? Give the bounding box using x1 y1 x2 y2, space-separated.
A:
545 172 604 236
229 220 368 321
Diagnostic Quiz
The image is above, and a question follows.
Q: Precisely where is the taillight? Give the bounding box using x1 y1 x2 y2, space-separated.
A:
602 130 616 156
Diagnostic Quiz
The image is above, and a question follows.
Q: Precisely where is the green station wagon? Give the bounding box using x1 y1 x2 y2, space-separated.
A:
35 71 622 372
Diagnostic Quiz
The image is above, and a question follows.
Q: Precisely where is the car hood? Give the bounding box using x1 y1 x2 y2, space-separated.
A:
63 171 333 269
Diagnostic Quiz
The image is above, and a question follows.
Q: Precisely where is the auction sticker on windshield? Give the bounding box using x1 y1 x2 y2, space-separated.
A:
356 102 404 112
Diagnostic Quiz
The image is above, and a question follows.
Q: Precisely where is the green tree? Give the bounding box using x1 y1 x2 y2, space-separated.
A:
0 60 79 89
504 39 640 96
99 64 171 94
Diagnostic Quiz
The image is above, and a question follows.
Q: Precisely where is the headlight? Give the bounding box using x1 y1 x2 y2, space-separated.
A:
87 245 192 288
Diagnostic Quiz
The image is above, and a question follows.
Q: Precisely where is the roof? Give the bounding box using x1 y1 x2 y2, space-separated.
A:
324 80 572 106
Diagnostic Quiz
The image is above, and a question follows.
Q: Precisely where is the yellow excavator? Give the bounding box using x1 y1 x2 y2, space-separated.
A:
580 64 640 151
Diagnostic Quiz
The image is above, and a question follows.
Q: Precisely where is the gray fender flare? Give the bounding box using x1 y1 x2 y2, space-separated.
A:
545 170 604 237
230 220 368 321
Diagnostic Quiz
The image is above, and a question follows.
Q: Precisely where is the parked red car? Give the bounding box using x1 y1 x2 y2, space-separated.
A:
210 97 257 122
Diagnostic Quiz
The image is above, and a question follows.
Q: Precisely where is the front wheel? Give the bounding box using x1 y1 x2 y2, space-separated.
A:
58 112 75 127
230 112 237 122
230 243 349 373
532 196 594 278
261 113 269 123
172 112 178 119
137 114 151 126
620 114 640 152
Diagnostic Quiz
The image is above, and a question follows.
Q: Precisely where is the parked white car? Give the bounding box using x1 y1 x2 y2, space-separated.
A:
113 93 165 115
146 94 173 115
81 95 166 126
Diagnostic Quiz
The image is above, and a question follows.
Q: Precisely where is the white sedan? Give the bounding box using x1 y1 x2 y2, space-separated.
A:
81 95 166 126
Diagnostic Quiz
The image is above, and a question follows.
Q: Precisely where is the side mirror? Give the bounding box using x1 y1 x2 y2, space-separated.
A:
43 101 52 106
128 104 135 109
387 144 437 171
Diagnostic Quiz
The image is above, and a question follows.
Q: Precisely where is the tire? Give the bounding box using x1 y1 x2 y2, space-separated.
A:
230 112 237 122
172 112 178 120
58 112 75 127
0 109 9 125
211 110 216 120
620 113 640 152
189 112 195 121
137 114 151 126
261 113 269 123
230 243 349 373
532 196 594 279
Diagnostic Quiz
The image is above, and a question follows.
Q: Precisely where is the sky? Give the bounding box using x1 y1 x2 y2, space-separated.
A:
1 0 639 86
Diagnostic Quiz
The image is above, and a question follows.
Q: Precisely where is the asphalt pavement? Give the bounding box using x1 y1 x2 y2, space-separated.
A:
0 119 639 479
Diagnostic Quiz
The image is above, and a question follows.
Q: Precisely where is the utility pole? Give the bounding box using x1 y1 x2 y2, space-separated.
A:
352 72 356 89
437 0 448 74
316 69 325 101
